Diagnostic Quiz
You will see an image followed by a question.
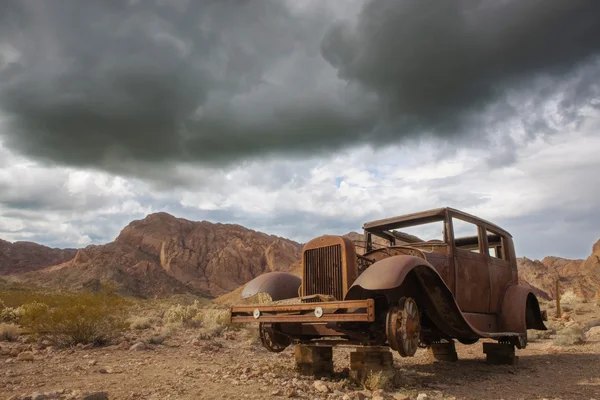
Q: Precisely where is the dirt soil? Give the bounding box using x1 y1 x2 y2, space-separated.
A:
2 300 600 400
1 327 599 400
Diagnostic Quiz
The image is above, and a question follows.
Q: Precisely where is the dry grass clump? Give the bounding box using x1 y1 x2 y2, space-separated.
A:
162 300 243 337
0 323 19 342
360 370 395 391
553 325 586 346
146 326 174 345
129 316 154 330
163 300 205 327
527 328 554 342
559 290 580 305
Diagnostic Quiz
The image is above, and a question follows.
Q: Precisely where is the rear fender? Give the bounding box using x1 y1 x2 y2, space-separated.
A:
498 285 547 333
241 271 301 301
344 255 481 339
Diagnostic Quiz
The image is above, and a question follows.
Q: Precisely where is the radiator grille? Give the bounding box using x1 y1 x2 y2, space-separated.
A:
303 244 343 300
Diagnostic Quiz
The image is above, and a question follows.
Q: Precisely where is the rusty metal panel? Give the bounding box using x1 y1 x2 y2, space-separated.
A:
304 244 343 300
241 271 301 301
454 249 490 313
488 259 512 314
422 252 453 293
463 312 497 332
301 235 358 300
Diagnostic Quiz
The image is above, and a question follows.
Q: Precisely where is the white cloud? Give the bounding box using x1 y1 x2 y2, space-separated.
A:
1 114 599 259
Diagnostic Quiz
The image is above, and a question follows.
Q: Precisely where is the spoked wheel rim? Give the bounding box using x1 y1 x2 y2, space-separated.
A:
259 322 290 353
386 297 421 357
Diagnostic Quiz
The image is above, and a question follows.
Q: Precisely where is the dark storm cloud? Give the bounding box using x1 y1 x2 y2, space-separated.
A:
321 0 600 137
0 0 599 178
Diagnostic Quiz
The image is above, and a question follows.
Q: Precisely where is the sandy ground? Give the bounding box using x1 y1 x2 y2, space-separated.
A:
1 324 600 400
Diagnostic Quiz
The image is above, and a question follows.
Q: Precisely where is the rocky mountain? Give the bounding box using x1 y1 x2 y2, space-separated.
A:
0 239 77 275
517 240 600 300
17 212 302 298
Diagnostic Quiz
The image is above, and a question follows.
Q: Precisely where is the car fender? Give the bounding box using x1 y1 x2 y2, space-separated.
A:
240 271 301 301
498 285 547 333
344 255 521 340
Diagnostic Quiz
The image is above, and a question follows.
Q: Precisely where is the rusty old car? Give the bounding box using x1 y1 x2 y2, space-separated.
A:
230 207 547 357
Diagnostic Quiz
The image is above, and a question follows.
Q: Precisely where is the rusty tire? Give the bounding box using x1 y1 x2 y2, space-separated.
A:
259 322 290 353
385 297 421 357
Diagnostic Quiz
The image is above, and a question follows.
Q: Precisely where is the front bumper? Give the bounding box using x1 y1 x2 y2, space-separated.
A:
230 299 375 324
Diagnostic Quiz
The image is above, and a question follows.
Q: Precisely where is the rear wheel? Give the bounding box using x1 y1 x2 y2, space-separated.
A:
386 297 421 357
259 323 290 352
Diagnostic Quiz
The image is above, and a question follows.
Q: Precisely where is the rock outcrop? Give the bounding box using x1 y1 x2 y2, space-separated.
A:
517 240 600 300
0 239 77 275
18 212 302 298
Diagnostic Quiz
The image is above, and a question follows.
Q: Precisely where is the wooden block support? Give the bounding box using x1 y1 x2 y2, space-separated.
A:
349 346 394 382
427 341 458 362
295 345 333 376
483 342 519 366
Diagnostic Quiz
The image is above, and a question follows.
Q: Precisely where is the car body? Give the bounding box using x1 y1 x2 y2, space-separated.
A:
230 207 547 355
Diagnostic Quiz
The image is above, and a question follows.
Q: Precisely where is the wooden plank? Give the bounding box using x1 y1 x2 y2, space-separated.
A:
231 312 373 323
231 299 372 313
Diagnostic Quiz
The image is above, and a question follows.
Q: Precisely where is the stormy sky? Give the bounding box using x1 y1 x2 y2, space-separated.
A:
0 0 599 260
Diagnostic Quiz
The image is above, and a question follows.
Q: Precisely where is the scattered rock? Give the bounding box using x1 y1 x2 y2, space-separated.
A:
117 341 130 350
285 388 296 398
129 342 147 351
5 357 15 364
314 381 330 393
561 312 570 320
586 326 600 341
17 351 34 362
417 394 428 400
82 392 109 400
88 359 98 366
346 392 368 400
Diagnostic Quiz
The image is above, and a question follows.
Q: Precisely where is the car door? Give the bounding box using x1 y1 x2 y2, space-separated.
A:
452 216 491 314
485 228 513 314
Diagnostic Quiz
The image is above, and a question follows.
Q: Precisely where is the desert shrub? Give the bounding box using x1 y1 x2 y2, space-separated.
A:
553 325 585 346
0 323 19 341
527 329 554 342
19 292 130 346
360 370 394 391
0 306 21 323
244 325 261 347
129 316 153 330
163 300 204 327
197 324 227 340
560 290 580 304
147 326 173 345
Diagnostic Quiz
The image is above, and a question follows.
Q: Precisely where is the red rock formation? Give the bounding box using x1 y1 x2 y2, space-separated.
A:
517 241 600 300
0 239 76 275
17 212 302 298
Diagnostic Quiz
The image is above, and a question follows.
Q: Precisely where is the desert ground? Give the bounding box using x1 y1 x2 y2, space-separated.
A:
1 294 600 400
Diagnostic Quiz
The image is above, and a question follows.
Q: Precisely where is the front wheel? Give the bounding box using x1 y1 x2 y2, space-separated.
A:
259 323 290 352
385 297 421 357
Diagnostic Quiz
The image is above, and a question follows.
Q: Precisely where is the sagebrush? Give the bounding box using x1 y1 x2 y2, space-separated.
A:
0 323 19 341
18 291 130 346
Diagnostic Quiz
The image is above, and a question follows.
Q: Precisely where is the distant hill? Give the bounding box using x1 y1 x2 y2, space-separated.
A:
14 212 302 298
0 239 77 275
4 213 598 303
